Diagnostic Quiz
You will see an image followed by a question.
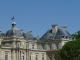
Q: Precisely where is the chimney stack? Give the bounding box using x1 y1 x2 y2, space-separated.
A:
52 24 58 33
61 26 67 30
27 30 32 34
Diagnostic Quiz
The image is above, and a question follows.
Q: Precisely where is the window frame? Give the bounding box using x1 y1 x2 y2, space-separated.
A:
5 52 8 60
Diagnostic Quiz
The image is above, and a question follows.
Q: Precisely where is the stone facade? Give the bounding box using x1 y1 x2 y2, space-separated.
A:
0 22 74 60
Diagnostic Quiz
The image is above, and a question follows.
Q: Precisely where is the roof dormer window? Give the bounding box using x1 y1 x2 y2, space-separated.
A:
66 36 68 39
50 36 52 39
62 36 64 38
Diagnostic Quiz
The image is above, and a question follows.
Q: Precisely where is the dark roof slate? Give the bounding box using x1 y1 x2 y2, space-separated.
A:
6 22 23 37
23 32 39 40
40 27 73 40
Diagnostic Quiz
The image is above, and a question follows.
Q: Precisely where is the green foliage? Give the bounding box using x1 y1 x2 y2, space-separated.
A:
72 30 80 40
55 39 80 60
54 50 62 60
54 30 80 60
61 40 80 60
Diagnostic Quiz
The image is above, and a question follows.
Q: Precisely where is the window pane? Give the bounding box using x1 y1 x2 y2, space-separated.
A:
30 55 31 60
42 44 45 49
32 45 34 49
5 53 8 60
49 57 52 60
56 44 58 49
42 55 44 60
36 55 38 60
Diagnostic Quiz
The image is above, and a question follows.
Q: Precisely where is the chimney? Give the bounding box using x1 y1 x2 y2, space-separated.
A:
61 26 67 30
27 30 32 34
52 24 58 33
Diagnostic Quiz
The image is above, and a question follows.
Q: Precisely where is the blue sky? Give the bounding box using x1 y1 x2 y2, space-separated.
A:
0 0 80 37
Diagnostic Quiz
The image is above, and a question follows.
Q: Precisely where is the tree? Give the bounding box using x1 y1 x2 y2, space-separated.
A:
72 30 80 40
54 39 80 60
54 30 80 60
54 50 62 60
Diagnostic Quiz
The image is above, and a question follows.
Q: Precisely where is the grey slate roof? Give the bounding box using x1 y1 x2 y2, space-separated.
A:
1 22 73 40
23 32 39 40
40 27 73 40
6 22 23 37
5 22 39 40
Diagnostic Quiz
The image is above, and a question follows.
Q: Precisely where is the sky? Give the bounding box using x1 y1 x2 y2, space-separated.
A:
0 0 80 37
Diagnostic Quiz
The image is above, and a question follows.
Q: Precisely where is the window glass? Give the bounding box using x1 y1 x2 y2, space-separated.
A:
22 52 24 60
42 54 44 60
49 44 52 50
56 44 58 49
5 52 8 60
36 55 38 60
32 44 34 49
42 44 45 49
30 55 31 60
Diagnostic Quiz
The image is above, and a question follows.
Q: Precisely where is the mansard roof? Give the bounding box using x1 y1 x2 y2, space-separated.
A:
23 32 39 40
4 22 39 40
40 25 73 40
0 22 74 41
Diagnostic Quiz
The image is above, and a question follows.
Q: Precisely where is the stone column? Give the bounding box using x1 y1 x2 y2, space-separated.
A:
27 51 29 60
20 51 21 60
13 42 16 48
25 50 27 60
18 51 20 60
16 50 18 60
12 50 16 60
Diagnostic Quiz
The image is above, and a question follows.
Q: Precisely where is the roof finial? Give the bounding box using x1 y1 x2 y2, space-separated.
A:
12 22 16 27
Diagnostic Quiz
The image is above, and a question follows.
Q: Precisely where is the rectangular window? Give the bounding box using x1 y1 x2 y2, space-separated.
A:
22 52 24 60
36 55 38 60
30 55 31 60
5 52 8 60
49 56 52 60
42 44 45 49
56 44 58 49
49 54 52 60
20 51 21 60
32 44 34 49
42 55 44 60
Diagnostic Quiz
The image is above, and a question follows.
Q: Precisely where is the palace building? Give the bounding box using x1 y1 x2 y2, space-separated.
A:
0 22 74 60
